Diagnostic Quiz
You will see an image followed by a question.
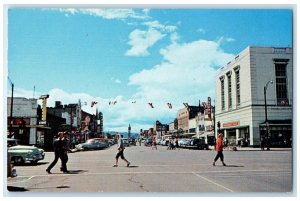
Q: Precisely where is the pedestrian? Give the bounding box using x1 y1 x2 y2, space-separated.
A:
212 133 226 166
175 138 179 150
46 132 69 174
59 131 72 173
167 139 173 150
113 135 130 167
224 137 228 150
151 138 157 150
261 137 265 150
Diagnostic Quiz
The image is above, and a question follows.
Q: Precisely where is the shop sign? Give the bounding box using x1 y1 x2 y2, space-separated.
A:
223 121 240 128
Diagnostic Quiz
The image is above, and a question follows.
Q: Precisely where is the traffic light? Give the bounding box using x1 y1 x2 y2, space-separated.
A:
217 121 221 128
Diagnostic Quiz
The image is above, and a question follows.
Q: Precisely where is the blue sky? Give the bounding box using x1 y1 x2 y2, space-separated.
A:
7 8 292 132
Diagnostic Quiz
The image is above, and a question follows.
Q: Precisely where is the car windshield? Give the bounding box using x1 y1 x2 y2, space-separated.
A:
86 139 95 144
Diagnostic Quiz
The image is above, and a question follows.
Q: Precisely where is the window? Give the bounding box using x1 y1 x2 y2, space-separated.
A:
275 63 288 105
273 48 286 54
227 71 232 109
221 79 225 111
235 70 240 107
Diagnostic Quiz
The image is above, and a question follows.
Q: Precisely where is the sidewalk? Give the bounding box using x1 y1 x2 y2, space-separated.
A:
208 145 292 151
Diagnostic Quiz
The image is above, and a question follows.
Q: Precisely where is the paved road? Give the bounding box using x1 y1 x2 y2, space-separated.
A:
6 144 293 195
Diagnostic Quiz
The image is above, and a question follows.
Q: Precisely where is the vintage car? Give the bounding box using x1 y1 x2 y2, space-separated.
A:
75 138 109 151
8 140 45 165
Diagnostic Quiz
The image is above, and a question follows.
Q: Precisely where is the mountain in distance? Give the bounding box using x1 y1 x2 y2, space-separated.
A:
104 131 139 139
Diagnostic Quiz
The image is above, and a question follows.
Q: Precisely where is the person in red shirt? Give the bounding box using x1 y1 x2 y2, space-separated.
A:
212 133 226 166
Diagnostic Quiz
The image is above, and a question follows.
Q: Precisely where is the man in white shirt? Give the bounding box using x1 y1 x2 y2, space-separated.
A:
113 135 130 167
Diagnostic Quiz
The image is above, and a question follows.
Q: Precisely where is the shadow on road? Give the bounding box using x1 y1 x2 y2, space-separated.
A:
14 162 48 166
224 165 244 167
128 166 139 168
67 170 88 174
7 186 29 192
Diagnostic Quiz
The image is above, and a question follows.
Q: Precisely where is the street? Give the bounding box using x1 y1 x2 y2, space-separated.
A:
6 144 293 194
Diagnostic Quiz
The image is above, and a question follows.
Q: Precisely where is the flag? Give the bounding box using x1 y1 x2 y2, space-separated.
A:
91 101 98 107
109 101 117 105
167 103 172 109
148 103 154 108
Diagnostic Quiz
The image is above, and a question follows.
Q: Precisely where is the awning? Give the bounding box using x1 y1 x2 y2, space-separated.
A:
182 133 196 136
260 119 292 126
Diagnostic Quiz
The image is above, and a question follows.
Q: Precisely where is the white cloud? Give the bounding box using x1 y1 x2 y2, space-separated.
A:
7 87 165 133
7 38 235 133
57 8 150 20
143 20 177 32
217 36 236 44
129 39 235 109
170 32 180 43
125 28 165 57
226 37 236 42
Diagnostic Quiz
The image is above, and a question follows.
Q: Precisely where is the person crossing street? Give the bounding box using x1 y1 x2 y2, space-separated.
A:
113 134 130 167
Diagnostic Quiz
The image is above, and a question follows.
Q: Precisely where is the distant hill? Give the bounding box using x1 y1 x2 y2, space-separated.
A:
104 131 139 139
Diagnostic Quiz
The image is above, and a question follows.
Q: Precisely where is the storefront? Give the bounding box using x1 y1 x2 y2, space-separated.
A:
259 120 292 147
221 121 250 147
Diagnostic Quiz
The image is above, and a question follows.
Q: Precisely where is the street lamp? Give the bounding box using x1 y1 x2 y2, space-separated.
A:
264 80 273 150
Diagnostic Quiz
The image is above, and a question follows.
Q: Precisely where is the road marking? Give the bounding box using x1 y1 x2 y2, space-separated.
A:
7 176 34 184
192 172 235 192
7 168 291 185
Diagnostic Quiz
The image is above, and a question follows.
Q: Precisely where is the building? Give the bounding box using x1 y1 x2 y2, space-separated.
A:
47 101 82 131
153 120 169 139
177 104 204 137
7 97 55 148
215 46 293 147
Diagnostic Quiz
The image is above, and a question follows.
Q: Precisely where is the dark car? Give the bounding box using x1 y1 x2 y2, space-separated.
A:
75 138 108 151
189 138 209 150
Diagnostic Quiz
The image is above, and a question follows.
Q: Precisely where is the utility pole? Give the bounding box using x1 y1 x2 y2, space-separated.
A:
9 83 14 136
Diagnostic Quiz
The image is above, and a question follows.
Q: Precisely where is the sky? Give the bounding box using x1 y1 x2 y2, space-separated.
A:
6 8 292 133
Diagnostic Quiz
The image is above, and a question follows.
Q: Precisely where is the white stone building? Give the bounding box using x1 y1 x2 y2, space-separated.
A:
7 97 39 145
215 46 293 147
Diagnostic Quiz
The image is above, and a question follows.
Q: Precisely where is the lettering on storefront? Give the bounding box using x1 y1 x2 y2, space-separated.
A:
223 121 240 128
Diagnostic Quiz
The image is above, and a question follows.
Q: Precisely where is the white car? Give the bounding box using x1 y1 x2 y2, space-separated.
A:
8 145 45 165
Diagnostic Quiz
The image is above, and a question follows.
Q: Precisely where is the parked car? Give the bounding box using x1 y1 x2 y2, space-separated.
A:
121 138 130 147
189 138 209 150
7 139 45 165
144 138 153 146
129 138 136 146
178 139 191 147
75 138 108 151
156 139 162 145
161 139 170 146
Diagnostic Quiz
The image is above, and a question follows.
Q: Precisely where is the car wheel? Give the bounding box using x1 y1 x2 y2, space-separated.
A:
12 157 24 165
83 147 88 151
31 160 38 165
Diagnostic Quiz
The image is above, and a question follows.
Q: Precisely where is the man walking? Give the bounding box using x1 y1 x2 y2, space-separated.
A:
59 131 72 173
46 132 67 174
212 133 226 166
113 135 130 167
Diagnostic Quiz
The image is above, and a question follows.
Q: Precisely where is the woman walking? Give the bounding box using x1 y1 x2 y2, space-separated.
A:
212 133 226 166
